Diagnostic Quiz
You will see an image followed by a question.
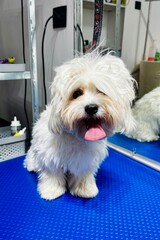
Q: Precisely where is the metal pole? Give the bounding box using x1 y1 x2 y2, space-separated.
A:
27 0 39 122
74 0 83 55
115 0 121 55
108 142 160 172
143 1 152 60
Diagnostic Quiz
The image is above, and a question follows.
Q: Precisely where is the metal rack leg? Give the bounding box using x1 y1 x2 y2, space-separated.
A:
115 0 121 55
27 0 39 123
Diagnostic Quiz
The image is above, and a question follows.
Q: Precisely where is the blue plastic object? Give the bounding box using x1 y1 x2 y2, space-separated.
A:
0 149 160 240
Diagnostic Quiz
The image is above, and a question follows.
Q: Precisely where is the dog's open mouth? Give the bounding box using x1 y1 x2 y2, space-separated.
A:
84 118 107 141
75 116 114 141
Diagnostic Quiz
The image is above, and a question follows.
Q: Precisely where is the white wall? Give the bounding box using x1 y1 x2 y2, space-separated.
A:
122 0 160 72
0 0 74 128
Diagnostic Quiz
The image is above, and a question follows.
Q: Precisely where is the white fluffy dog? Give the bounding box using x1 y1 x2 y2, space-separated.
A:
24 53 135 200
127 87 160 142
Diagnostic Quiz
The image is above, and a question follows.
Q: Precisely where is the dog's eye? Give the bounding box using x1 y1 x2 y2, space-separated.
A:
72 89 83 99
97 90 105 95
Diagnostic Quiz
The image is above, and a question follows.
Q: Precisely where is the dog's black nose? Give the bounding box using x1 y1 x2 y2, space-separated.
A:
85 104 98 116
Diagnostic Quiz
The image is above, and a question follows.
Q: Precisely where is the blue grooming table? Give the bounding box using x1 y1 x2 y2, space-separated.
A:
108 133 160 162
0 149 159 240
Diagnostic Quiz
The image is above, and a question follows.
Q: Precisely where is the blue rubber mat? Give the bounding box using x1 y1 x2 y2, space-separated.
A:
0 150 159 240
108 133 160 162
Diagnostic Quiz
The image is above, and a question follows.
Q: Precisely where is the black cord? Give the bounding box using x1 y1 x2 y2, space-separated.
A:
76 24 85 54
21 0 31 146
42 15 53 106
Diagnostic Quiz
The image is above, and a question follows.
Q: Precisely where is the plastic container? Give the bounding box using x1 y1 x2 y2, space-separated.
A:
14 127 26 137
10 116 21 136
148 40 157 61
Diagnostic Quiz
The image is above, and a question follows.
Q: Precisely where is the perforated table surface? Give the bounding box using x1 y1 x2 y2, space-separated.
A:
0 149 159 240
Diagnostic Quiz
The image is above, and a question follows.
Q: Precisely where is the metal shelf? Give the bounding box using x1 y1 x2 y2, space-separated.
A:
0 0 39 122
0 71 31 81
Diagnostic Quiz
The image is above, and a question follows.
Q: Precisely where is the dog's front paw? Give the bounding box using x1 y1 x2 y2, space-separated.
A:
38 171 66 200
24 149 39 172
24 158 37 172
69 173 99 198
38 182 65 200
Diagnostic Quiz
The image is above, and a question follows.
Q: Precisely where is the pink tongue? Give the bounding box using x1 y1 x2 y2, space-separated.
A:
84 125 106 141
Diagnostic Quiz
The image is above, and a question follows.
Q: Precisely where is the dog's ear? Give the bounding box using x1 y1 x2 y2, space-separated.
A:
102 55 136 135
118 59 136 135
48 105 63 135
119 107 136 134
48 70 63 135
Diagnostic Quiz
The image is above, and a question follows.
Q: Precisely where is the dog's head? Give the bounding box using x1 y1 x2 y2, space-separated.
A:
48 53 135 141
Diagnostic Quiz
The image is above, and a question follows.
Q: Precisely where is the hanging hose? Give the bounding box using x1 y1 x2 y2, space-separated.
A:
92 0 104 49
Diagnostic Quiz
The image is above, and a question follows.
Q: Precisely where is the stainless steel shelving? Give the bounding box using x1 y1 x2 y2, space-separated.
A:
0 0 39 123
0 72 31 81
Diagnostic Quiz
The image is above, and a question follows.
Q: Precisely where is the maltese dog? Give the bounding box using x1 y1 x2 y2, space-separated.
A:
127 86 160 142
24 52 135 200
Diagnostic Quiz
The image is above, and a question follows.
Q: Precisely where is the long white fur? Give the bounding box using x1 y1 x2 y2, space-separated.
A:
127 86 160 142
24 52 135 200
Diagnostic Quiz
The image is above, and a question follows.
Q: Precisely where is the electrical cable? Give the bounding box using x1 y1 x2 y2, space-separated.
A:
76 24 85 54
21 0 31 146
41 15 53 106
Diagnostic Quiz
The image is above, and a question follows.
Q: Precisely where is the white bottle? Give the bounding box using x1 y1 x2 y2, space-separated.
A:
10 116 21 136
